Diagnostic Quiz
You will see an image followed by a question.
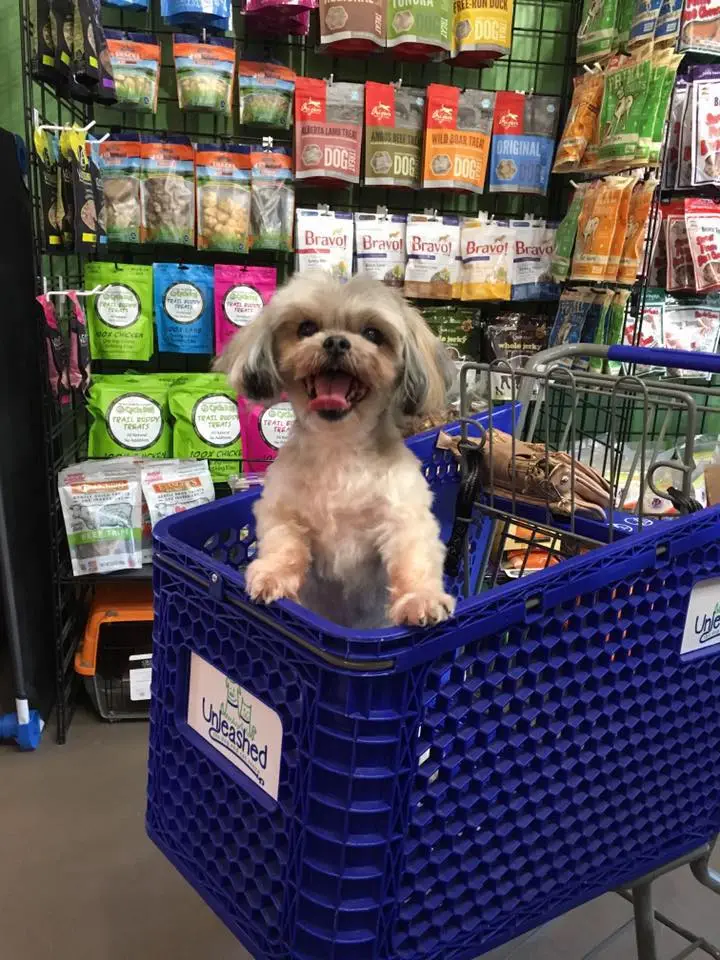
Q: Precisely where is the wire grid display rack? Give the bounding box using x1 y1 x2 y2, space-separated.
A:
18 0 581 741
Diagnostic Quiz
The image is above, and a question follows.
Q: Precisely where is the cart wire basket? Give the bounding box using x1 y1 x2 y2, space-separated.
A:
147 344 720 960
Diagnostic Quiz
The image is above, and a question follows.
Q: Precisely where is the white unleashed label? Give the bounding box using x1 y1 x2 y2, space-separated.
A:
224 285 263 327
129 654 152 701
164 282 203 324
259 402 295 449
97 284 140 328
681 578 720 654
107 394 163 451
193 395 240 447
187 652 283 801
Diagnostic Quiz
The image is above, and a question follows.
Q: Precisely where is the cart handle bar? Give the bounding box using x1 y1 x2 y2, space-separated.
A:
523 343 720 376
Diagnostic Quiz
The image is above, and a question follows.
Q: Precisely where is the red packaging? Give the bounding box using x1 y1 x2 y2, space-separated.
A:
294 77 364 185
664 199 694 292
685 197 720 292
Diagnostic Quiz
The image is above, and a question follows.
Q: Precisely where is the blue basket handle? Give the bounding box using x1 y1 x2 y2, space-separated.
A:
607 345 720 375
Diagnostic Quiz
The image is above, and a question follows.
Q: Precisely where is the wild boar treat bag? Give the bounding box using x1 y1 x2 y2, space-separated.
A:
422 85 495 193
295 78 364 186
365 82 424 188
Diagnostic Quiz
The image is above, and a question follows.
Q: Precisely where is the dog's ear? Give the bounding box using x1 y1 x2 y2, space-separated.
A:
213 308 282 402
398 301 455 417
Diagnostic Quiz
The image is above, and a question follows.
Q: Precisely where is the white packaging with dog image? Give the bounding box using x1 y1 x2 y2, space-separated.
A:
295 208 354 282
404 214 460 300
354 213 407 286
141 459 215 528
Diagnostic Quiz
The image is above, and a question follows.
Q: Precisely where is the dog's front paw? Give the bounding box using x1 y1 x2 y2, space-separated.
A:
245 560 301 605
390 590 456 627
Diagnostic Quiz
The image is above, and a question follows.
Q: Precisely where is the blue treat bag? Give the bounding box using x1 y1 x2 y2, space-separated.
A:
489 92 560 198
161 0 231 29
154 263 214 354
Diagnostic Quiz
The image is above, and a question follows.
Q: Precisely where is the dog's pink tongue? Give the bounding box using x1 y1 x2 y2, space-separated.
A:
310 372 352 411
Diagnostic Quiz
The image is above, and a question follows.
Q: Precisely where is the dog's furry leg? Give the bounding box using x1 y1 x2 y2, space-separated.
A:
246 506 310 605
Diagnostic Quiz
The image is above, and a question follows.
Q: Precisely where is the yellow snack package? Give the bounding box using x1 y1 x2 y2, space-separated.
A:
570 176 636 282
617 177 658 285
451 0 514 65
460 216 512 300
553 71 604 172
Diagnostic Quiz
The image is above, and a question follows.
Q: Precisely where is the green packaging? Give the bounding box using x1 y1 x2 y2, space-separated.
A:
636 58 665 165
598 55 650 165
650 53 684 164
168 374 241 483
386 0 452 57
615 0 634 48
552 184 587 283
85 262 154 361
578 0 619 62
87 375 173 458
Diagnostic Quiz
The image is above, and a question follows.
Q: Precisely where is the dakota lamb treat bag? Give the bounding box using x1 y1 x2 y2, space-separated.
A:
168 374 241 483
386 0 452 60
552 183 586 283
364 82 424 188
665 198 695 292
319 0 384 52
238 396 295 473
238 62 296 129
597 55 651 168
617 178 658 285
250 146 294 251
691 65 720 186
173 35 235 115
577 0 619 62
459 216 512 301
100 135 143 245
685 198 720 292
680 0 720 55
294 78 364 186
510 220 559 301
142 136 195 246
154 263 214 355
214 264 277 354
87 375 173 458
422 85 495 194
489 92 560 197
553 71 604 172
196 143 251 254
85 262 153 361
105 30 160 113
404 215 460 300
354 212 406 286
295 208 354 280
451 0 513 65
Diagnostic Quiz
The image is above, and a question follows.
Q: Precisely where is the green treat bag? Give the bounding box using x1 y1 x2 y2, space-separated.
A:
615 0 634 49
87 375 172 458
168 374 241 483
552 184 587 282
606 289 632 374
589 288 616 371
636 59 665 164
598 56 650 165
85 262 154 362
650 53 683 165
578 0 619 62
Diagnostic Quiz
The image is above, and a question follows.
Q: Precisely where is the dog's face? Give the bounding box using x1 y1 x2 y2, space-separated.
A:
216 273 454 434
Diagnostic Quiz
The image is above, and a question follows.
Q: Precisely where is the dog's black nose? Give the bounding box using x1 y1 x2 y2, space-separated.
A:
323 335 351 354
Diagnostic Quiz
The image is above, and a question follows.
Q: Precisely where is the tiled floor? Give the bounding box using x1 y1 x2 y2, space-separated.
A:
1 706 719 960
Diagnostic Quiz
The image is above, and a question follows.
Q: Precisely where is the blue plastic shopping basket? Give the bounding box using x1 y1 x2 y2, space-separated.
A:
147 381 720 960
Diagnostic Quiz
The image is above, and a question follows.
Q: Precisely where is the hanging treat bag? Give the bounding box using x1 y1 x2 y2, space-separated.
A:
577 0 619 62
422 85 495 194
34 128 62 249
552 71 604 172
680 0 720 55
617 178 658 285
570 176 636 283
196 143 251 254
85 262 154 361
66 291 91 393
31 0 57 82
37 294 71 404
72 0 100 88
87 136 107 250
691 65 720 187
238 62 295 129
650 54 684 165
168 375 241 483
295 208 354 281
99 135 143 245
103 0 148 9
173 35 234 115
552 183 586 283
489 93 560 197
59 127 97 252
319 0 384 51
250 146 294 251
451 0 513 64
105 31 160 113
154 263 214 354
662 297 720 367
665 199 695 292
386 0 451 59
510 220 559 301
597 55 651 168
141 136 195 246
141 459 214 526
629 0 662 49
685 198 720 292
654 0 683 47
237 397 295 473
663 78 688 189
161 0 231 30
354 212 406 286
635 51 676 165
295 78 364 186
364 82 425 188
603 178 636 282
214 265 277 354
459 217 512 301
404 214 460 300
87 375 173 458
549 288 598 351
53 0 73 83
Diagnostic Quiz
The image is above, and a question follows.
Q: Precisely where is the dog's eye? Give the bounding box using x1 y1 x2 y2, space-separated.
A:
297 320 319 338
361 326 384 345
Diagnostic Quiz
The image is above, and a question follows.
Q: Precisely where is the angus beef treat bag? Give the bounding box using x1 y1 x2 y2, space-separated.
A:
320 0 385 51
365 82 424 188
295 78 364 186
423 84 495 193
490 92 560 197
386 0 452 59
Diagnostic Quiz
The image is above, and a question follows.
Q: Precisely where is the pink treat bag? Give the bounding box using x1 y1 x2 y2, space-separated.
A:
214 265 277 355
238 396 296 472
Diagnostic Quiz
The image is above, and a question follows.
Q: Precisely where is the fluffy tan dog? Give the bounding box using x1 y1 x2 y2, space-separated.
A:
216 273 456 629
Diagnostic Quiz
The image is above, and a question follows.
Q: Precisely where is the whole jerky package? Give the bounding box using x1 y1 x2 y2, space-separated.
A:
33 127 62 249
196 143 251 254
320 0 384 52
680 0 720 55
482 313 548 400
404 214 460 300
250 146 294 252
105 30 161 113
142 136 195 246
59 127 98 252
489 92 559 197
459 216 512 300
365 82 424 188
214 265 277 354
295 208 354 281
451 0 513 65
423 305 478 359
691 65 720 187
552 71 604 172
422 85 495 193
685 198 720 292
617 177 658 285
354 213 406 286
551 183 586 282
99 134 143 245
294 77 364 186
386 0 452 60
577 0 619 62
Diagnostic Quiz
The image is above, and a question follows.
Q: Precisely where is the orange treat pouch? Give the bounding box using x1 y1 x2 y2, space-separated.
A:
604 176 637 282
422 84 495 193
553 71 604 172
571 176 635 282
617 178 658 285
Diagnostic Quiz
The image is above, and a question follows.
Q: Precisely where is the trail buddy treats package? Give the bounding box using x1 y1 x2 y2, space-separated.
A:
88 375 173 458
319 0 384 51
196 143 251 253
173 35 234 115
99 135 143 245
238 61 295 128
296 208 354 281
59 462 142 575
489 92 560 197
364 82 424 188
680 0 720 55
404 214 460 300
250 146 294 251
294 77 364 185
85 262 154 361
214 265 277 354
551 183 586 283
451 0 513 65
142 136 195 246
168 375 241 483
141 459 215 526
105 31 160 113
552 71 603 172
459 217 512 300
577 0 619 62
238 397 295 473
423 85 495 194
354 212 406 286
154 263 213 354
386 0 451 59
